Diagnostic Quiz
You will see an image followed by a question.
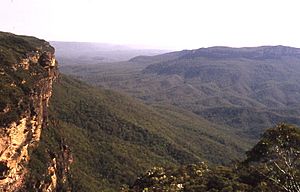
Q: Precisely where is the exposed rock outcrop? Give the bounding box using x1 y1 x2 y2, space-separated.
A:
0 32 59 191
31 139 73 192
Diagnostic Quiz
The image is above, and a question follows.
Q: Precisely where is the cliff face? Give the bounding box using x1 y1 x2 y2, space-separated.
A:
0 32 59 191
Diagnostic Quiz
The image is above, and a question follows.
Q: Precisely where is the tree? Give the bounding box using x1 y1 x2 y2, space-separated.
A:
246 124 300 192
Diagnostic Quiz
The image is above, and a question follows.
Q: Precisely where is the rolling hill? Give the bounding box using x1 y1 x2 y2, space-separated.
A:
60 45 300 139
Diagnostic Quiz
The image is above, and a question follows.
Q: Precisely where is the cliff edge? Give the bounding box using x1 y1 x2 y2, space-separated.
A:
0 32 58 191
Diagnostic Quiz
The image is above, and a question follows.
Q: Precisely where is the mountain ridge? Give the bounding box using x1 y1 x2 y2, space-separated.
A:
130 45 300 63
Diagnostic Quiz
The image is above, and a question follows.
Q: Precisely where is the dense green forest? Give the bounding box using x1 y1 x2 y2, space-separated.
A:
27 75 250 191
27 75 300 191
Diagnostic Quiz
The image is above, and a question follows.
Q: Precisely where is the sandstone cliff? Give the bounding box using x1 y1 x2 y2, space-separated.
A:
0 32 63 191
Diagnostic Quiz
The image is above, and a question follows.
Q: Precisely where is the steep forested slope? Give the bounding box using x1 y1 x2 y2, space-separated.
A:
29 75 250 191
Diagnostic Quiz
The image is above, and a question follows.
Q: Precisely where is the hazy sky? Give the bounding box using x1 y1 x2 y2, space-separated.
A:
0 0 300 50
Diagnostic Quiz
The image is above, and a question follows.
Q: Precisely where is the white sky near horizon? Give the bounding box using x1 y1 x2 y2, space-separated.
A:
0 0 300 50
